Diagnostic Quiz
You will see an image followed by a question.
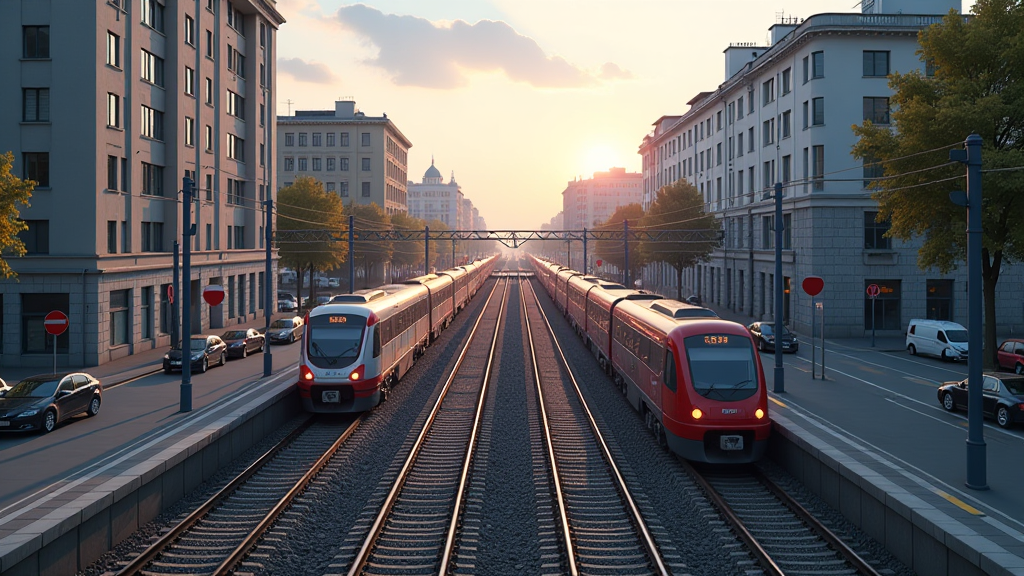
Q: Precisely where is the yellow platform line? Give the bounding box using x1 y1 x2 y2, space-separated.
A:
770 396 787 409
932 488 985 516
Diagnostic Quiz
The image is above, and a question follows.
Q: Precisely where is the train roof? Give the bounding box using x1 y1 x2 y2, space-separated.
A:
614 298 748 336
329 289 388 304
403 274 440 285
648 300 719 319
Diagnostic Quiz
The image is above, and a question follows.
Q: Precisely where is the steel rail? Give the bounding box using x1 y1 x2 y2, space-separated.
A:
345 276 508 576
522 278 671 576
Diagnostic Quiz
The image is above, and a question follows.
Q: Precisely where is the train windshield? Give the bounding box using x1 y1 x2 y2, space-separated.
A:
683 334 758 401
306 314 366 368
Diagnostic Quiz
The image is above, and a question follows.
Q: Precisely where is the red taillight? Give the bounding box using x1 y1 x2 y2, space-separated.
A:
350 364 365 381
303 312 309 325
367 312 379 327
299 364 314 382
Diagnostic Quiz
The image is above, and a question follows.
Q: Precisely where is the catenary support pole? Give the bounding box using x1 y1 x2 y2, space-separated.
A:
263 198 273 377
181 175 194 413
582 227 588 275
172 241 180 348
424 225 430 274
964 133 988 490
773 182 785 393
623 219 630 287
348 215 355 293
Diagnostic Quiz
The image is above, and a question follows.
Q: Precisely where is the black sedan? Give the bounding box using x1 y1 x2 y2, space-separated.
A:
163 335 228 374
221 329 265 359
265 317 304 344
0 373 102 433
938 373 1024 428
747 322 799 353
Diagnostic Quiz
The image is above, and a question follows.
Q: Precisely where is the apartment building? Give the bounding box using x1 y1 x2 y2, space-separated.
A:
562 167 642 230
0 0 285 368
277 100 411 214
638 0 1024 336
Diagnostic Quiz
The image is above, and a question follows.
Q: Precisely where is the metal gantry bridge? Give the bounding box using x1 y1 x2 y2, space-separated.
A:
275 228 723 249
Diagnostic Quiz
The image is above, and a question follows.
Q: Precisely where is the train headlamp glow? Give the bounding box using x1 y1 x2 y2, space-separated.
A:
350 371 361 381
755 408 765 419
691 408 703 420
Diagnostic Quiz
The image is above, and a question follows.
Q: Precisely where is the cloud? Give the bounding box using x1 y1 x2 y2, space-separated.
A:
278 57 338 84
335 4 598 89
598 62 634 81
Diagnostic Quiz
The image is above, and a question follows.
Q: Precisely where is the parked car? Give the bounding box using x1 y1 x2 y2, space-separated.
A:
906 319 968 361
278 292 298 313
0 377 9 395
0 373 102 433
315 294 333 306
997 338 1024 374
747 322 799 353
164 335 228 373
328 278 340 288
221 329 265 359
267 316 304 344
938 372 1024 428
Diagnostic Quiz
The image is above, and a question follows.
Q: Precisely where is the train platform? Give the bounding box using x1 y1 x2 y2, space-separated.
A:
0 313 302 576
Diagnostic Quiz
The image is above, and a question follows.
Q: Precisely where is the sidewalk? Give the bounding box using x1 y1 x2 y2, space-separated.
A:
0 312 291 386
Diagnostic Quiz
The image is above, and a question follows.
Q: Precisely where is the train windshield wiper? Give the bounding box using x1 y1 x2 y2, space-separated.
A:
310 342 336 366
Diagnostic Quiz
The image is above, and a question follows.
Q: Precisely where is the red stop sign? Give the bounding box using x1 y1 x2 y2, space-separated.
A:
802 276 824 297
44 310 69 336
203 285 225 307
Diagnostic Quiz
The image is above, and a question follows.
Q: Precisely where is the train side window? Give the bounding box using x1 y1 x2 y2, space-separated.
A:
651 344 665 374
664 350 677 392
373 325 381 358
640 335 651 364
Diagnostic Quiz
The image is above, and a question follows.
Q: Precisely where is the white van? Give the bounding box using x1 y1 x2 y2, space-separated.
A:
906 319 968 361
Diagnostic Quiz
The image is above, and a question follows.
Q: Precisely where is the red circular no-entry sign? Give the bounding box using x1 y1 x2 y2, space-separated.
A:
44 310 69 336
802 276 824 297
203 284 226 307
866 283 881 297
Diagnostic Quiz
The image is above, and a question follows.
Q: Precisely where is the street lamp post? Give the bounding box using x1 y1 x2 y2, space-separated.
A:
772 182 785 393
180 175 195 412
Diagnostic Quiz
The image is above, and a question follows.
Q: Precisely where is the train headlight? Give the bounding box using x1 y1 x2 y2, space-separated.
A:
299 365 314 381
350 371 361 381
691 408 703 420
755 408 765 419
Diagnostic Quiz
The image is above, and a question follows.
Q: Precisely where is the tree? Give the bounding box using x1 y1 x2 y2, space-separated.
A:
0 152 35 278
348 203 392 288
276 177 347 308
644 181 721 300
851 0 1024 367
593 203 648 285
389 212 424 279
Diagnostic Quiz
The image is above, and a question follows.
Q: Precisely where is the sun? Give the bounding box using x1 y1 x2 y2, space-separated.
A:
579 144 620 178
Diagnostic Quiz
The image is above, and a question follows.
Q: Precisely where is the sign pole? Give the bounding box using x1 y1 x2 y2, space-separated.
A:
811 296 816 379
871 295 876 348
181 175 194 413
53 334 57 374
820 302 826 379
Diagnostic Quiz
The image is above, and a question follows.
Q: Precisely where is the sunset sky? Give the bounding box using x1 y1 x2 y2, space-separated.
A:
274 0 974 230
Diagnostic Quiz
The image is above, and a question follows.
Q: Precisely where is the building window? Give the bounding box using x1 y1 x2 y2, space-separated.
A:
313 133 322 146
361 182 371 197
863 50 890 77
141 105 164 140
206 29 214 58
22 88 50 122
341 158 349 171
140 49 164 87
736 96 744 119
107 221 118 253
361 158 371 171
340 181 349 197
184 14 195 45
762 78 774 106
141 0 164 32
781 68 791 95
341 132 350 147
140 286 153 339
864 280 900 330
762 119 775 146
284 157 294 171
762 160 774 189
327 133 335 146
205 77 213 104
812 145 824 191
761 215 774 249
298 133 308 146
285 133 294 146
811 51 824 79
185 116 195 147
327 157 335 171
782 213 792 249
184 66 195 96
205 125 213 151
121 220 128 252
110 289 130 346
812 97 824 126
260 63 266 87
312 157 322 171
227 179 245 205
297 158 307 171
233 226 245 249
227 90 245 119
926 280 954 321
863 156 884 188
107 93 121 128
205 173 213 201
260 103 265 126
23 153 49 187
23 26 50 58
19 220 49 254
802 101 808 129
106 31 120 67
22 293 69 353
260 22 267 48
781 110 791 138
206 223 212 250
716 143 722 166
227 1 244 33
361 133 371 146
142 162 163 196
864 211 891 249
227 134 245 161
781 155 792 184
227 45 245 78
863 97 890 124
107 155 118 190
737 132 744 157
260 143 265 166
140 221 164 252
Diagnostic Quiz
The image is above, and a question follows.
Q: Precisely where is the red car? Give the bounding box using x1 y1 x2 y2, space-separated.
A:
997 339 1024 374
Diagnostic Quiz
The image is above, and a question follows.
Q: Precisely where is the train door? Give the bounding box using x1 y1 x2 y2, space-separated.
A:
661 343 680 422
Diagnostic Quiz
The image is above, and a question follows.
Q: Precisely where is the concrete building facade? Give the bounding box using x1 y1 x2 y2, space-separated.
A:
0 0 285 368
562 167 643 230
277 100 411 215
406 161 463 227
638 0 1024 337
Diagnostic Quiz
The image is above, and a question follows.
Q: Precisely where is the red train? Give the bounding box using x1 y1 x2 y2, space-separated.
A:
528 254 770 463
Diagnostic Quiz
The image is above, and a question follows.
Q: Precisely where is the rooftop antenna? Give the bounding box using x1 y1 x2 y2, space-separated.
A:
281 99 294 115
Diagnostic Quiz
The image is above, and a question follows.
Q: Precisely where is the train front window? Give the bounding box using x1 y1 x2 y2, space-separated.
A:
683 334 758 401
307 314 365 368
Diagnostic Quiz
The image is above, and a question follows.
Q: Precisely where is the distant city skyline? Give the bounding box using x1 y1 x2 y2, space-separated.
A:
276 0 975 229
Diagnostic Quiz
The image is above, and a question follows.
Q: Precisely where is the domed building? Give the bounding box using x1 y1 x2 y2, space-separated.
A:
407 158 465 228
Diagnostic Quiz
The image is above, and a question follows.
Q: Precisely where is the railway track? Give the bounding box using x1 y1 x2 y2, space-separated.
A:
520 277 670 576
114 415 363 576
345 276 510 576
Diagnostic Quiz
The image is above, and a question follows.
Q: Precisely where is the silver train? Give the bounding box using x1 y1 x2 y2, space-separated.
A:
298 256 499 412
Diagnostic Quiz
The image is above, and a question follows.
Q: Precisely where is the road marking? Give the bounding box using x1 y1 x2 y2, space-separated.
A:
932 488 985 515
826 343 967 377
770 397 787 409
823 348 951 383
903 376 936 387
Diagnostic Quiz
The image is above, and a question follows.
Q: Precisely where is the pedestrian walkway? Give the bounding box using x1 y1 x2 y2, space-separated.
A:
0 313 290 387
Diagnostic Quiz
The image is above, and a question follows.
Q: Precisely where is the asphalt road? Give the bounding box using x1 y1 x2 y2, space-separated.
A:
765 340 1024 543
